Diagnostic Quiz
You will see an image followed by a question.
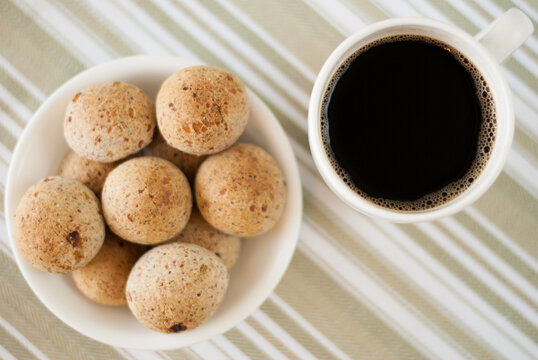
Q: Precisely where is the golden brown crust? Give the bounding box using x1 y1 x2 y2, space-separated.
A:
173 209 241 270
195 143 286 237
13 176 105 273
72 232 148 306
102 157 193 245
64 81 156 162
156 66 249 155
58 150 116 194
146 131 206 183
126 242 229 333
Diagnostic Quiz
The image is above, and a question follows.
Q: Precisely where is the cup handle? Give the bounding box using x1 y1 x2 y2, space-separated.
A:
475 8 534 63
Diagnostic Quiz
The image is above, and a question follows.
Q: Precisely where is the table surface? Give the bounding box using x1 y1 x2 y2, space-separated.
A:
0 0 536 359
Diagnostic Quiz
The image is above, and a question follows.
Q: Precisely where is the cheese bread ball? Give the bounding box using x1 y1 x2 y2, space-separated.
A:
173 209 241 270
126 242 229 333
58 150 116 194
13 176 105 273
146 131 206 182
64 81 155 162
72 232 148 305
195 144 286 237
156 66 249 155
102 157 192 245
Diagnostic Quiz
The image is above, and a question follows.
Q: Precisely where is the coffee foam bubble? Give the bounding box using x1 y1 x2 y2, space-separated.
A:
320 34 497 212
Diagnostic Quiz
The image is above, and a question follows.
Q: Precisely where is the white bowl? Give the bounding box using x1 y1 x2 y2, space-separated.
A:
4 55 302 349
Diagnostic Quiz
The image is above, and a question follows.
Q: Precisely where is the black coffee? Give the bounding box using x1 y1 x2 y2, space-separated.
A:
321 35 496 211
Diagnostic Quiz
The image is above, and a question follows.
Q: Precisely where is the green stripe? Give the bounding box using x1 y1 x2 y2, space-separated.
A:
200 0 313 90
139 0 308 113
0 188 5 213
0 123 17 151
0 251 126 360
0 1 84 95
298 148 536 341
208 340 233 360
339 0 389 22
57 0 136 57
0 1 535 359
0 155 9 168
260 300 337 359
229 0 344 71
454 211 538 288
303 192 499 359
0 325 38 360
467 0 500 21
398 223 538 349
507 0 538 14
473 172 538 259
224 328 271 360
436 222 538 311
268 105 309 149
503 56 538 90
514 126 538 160
245 318 299 359
0 66 41 112
125 0 311 152
0 98 28 130
164 348 199 360
275 249 427 359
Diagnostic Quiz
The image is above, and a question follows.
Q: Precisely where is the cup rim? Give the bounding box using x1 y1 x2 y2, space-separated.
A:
308 17 514 223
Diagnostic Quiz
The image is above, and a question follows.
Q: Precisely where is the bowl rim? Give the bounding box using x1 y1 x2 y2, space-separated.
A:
4 55 303 349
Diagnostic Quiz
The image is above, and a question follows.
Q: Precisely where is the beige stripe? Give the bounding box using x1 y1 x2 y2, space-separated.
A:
2 0 306 156
298 149 532 354
245 318 300 360
514 127 538 159
123 0 311 151
0 189 5 212
435 222 538 310
467 0 502 20
0 251 126 360
163 348 200 360
267 105 309 149
144 0 307 113
0 121 17 150
0 3 310 358
504 56 538 90
2 2 532 360
338 0 389 21
57 0 136 57
229 0 343 71
302 193 500 359
194 0 313 92
275 249 426 359
223 328 271 360
0 1 84 95
399 224 538 342
0 154 9 168
0 325 38 360
453 211 538 287
260 300 338 359
0 98 27 130
0 66 40 112
473 173 538 258
208 339 235 360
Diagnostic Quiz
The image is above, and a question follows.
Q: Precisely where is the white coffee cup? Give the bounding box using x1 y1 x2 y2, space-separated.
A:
308 8 533 223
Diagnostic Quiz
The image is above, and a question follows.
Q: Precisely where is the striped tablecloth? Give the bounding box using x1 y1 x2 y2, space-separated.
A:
1 0 537 359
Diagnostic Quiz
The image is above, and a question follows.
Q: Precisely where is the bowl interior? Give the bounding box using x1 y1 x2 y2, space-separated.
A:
5 55 302 349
